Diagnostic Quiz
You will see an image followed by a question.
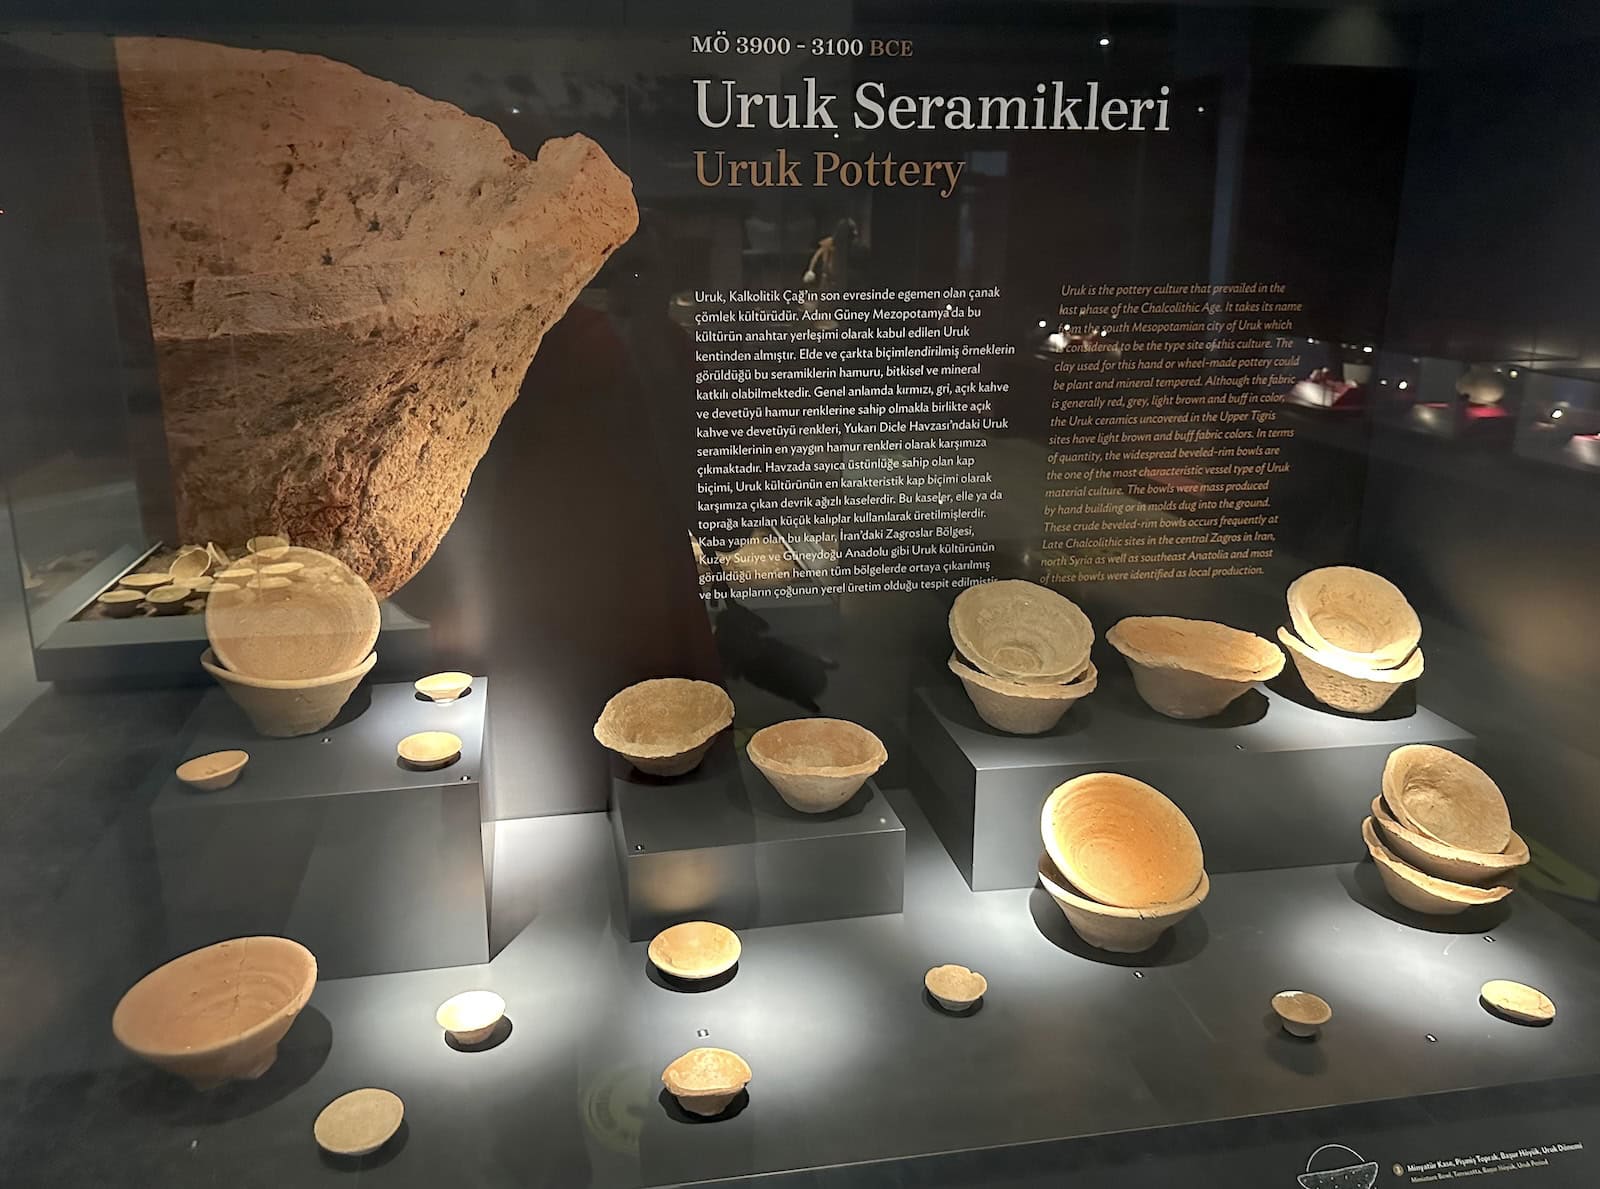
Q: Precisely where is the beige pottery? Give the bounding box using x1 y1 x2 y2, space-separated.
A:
201 647 376 737
1107 616 1283 719
947 652 1096 734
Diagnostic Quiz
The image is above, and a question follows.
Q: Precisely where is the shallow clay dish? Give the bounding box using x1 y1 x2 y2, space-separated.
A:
662 1047 751 1117
1272 990 1332 1038
144 585 192 615
1287 566 1421 670
947 652 1097 735
747 717 887 813
98 589 145 618
201 647 376 737
1037 852 1209 953
214 567 256 583
1278 627 1423 714
924 964 987 1012
1382 745 1511 855
1107 616 1283 719
1360 817 1513 915
397 730 462 769
1370 796 1528 885
246 534 291 558
1480 979 1555 1025
176 749 249 791
593 678 734 777
112 936 316 1089
205 546 379 681
415 671 473 704
948 580 1094 685
1042 773 1204 909
648 921 742 981
435 990 506 1045
119 571 172 591
169 545 213 581
314 1087 404 1157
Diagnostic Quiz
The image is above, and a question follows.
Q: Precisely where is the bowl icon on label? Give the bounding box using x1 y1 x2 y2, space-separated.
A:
1298 1144 1379 1189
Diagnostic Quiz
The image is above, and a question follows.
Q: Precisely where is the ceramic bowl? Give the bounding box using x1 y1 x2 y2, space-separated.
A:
1360 817 1514 915
1106 616 1283 719
1381 745 1511 854
947 652 1097 735
205 546 379 681
397 730 462 769
924 964 987 1012
1037 852 1209 953
201 647 377 737
415 671 473 704
169 545 214 581
1272 990 1332 1038
1278 627 1423 714
747 717 887 813
661 1047 751 1117
245 534 291 557
314 1088 404 1156
1370 796 1528 884
112 936 317 1089
1286 566 1421 670
648 921 742 981
176 749 249 791
593 678 734 777
1041 773 1204 909
948 580 1094 685
144 585 192 615
119 571 173 591
98 589 145 618
435 990 506 1045
214 567 256 584
1480 979 1555 1025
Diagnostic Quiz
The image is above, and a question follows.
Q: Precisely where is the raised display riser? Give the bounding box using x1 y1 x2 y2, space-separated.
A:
911 666 1474 891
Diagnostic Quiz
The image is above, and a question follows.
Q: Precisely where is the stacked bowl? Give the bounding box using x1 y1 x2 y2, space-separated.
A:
201 545 380 737
1278 566 1423 714
1361 745 1528 915
947 580 1097 734
1107 616 1283 719
1036 773 1209 952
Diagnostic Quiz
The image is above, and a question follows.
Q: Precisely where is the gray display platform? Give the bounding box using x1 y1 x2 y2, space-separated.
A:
608 739 905 940
911 664 1475 890
150 677 492 978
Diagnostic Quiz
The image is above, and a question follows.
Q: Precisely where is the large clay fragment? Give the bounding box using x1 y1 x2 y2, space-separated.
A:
116 37 639 596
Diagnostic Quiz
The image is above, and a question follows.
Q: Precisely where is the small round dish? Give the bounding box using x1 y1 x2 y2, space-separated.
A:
144 585 193 615
924 964 987 1013
435 990 506 1045
175 749 249 791
1272 990 1332 1038
1480 979 1555 1026
415 671 473 704
313 1087 404 1157
118 571 172 591
98 589 145 618
397 731 462 769
648 921 742 981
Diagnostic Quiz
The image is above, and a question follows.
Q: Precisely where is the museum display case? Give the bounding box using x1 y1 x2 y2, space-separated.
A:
3 2 1600 1187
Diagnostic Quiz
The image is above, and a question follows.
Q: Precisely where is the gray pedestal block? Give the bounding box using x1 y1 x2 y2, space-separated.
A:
151 678 492 978
608 739 905 940
911 666 1475 891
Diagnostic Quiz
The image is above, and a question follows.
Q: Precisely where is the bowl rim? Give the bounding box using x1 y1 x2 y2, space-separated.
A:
647 921 743 979
175 749 249 782
947 651 1098 700
201 647 377 689
746 717 888 778
923 963 988 1003
1041 774 1205 909
661 1046 753 1095
1278 626 1423 683
434 989 506 1032
414 670 474 697
1383 744 1511 855
1271 989 1333 1026
1370 795 1528 869
397 730 463 764
1287 565 1421 668
1360 817 1514 904
593 678 734 759
1107 615 1284 683
1036 852 1210 919
948 579 1093 683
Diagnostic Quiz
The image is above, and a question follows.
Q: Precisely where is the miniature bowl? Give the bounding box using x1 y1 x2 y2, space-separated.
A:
661 1047 751 1117
205 546 379 681
98 589 145 618
176 749 249 791
1041 773 1204 909
1381 744 1511 855
112 936 317 1089
1037 852 1209 953
1278 627 1423 714
1272 990 1332 1038
924 964 987 1012
201 647 377 738
245 534 291 558
648 921 742 981
435 990 506 1045
415 671 473 704
948 580 1094 685
1480 979 1555 1025
144 585 192 615
1106 616 1283 719
947 652 1097 735
1360 817 1514 916
119 571 173 591
314 1087 405 1157
397 730 462 769
1286 566 1421 670
1370 797 1529 885
593 678 734 777
747 717 887 813
169 544 214 581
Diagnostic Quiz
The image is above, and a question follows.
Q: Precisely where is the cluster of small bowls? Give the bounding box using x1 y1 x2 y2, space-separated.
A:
1278 566 1424 714
97 540 241 618
946 580 1098 734
1362 744 1528 915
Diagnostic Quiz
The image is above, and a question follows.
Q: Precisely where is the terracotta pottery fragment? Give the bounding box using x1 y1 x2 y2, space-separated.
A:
1107 616 1284 719
98 589 145 617
175 749 249 791
1360 817 1514 915
435 990 506 1045
169 545 213 580
144 585 192 615
949 580 1094 685
313 1088 404 1157
1041 773 1204 909
397 730 462 769
1479 979 1555 1025
112 936 317 1089
747 717 887 813
1272 990 1333 1038
201 647 377 738
205 546 380 680
1278 627 1423 714
1370 796 1529 885
1286 566 1421 670
1382 745 1511 855
118 572 172 590
648 921 742 981
414 671 473 704
924 964 987 1012
661 1047 752 1117
947 652 1097 735
592 678 734 777
1037 852 1209 953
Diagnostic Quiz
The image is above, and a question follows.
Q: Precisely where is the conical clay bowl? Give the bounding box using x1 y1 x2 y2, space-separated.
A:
924 964 987 1012
949 580 1093 685
112 936 317 1089
1287 566 1421 669
648 921 741 981
205 546 379 681
1361 817 1513 915
1038 853 1209 953
1382 745 1511 854
748 717 887 813
948 652 1096 735
201 648 376 737
1370 796 1528 885
1278 627 1423 714
1042 773 1204 909
593 678 734 776
1107 616 1283 719
176 749 249 791
662 1047 751 1117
